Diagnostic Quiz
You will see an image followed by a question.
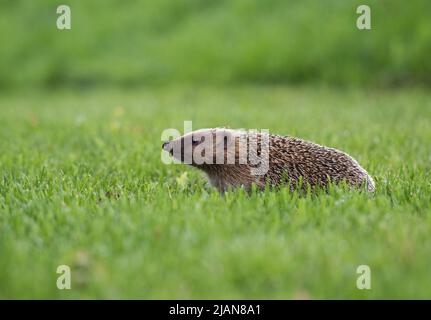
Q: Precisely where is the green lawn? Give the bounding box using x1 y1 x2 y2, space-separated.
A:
0 86 430 299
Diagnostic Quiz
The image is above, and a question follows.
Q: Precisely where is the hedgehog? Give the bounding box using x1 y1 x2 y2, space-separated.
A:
162 128 375 193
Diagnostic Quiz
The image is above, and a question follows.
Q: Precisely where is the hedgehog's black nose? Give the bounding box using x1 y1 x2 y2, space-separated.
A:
162 141 169 150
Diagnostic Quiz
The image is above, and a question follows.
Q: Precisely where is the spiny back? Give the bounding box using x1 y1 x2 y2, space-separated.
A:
265 135 375 192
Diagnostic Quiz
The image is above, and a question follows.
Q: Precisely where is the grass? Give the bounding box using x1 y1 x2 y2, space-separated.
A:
1 0 431 88
0 85 430 299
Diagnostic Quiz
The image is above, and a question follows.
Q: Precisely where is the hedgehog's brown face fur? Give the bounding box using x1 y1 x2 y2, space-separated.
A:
162 128 237 167
162 128 271 192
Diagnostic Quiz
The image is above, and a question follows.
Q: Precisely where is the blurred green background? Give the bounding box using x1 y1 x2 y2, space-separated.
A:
1 0 430 90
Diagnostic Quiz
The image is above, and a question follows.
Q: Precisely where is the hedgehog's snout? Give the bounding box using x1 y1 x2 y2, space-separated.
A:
162 141 174 155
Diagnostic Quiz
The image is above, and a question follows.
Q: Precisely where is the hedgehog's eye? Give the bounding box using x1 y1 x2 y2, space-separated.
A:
192 137 202 146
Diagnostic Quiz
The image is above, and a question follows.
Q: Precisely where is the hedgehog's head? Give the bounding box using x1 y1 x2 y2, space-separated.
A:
162 128 238 167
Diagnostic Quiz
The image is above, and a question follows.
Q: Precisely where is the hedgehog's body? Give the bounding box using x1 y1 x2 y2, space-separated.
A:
162 129 375 193
266 135 374 192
